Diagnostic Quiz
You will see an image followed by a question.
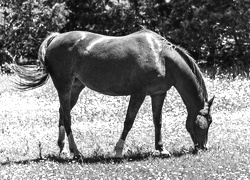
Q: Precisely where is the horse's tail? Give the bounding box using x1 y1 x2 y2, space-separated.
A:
13 33 59 90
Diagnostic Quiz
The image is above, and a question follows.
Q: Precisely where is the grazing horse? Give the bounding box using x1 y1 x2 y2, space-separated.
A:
14 29 214 158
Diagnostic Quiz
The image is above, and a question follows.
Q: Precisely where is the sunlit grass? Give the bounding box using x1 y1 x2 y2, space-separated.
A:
0 74 250 179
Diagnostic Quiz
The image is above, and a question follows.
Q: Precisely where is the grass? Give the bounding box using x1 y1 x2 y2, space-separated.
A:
0 74 250 179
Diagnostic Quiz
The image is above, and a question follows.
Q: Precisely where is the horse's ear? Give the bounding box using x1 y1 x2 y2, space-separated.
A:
207 95 215 108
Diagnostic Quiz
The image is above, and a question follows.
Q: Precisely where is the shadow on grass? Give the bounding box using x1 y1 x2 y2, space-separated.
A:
0 148 196 166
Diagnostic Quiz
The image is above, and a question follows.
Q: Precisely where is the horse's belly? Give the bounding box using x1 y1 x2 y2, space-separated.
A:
86 82 170 96
77 73 133 96
78 72 172 96
85 83 132 96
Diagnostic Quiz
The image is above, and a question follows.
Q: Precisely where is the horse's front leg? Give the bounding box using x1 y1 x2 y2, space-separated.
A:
151 93 170 156
115 92 146 158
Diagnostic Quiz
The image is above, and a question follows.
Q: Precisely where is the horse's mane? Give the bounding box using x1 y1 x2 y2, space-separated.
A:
174 46 208 101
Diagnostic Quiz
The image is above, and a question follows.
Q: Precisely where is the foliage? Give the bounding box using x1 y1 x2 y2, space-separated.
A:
63 0 140 35
0 74 250 178
165 0 250 77
0 0 68 66
1 0 250 75
63 0 250 76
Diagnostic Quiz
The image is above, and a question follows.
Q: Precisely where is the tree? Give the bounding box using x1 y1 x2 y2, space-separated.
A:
63 0 140 35
1 0 250 76
164 0 250 76
0 0 68 66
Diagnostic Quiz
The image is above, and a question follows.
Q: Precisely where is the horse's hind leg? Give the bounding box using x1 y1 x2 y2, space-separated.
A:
115 92 146 158
58 107 66 153
151 93 170 156
68 78 85 155
57 77 85 157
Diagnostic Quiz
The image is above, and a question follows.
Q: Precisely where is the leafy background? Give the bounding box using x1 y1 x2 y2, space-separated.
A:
1 0 250 77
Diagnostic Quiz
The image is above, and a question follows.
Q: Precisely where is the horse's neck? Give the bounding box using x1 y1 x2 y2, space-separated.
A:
164 47 207 115
175 79 205 115
170 63 206 115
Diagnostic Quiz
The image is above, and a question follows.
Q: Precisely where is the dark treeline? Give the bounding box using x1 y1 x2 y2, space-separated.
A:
1 0 250 77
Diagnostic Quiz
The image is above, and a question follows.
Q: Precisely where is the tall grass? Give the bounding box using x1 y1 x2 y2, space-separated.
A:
0 74 250 179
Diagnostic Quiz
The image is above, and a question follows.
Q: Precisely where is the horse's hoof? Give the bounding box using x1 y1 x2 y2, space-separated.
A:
59 151 67 158
114 146 123 159
160 150 171 157
114 153 123 159
192 145 208 155
154 150 171 158
73 154 84 162
192 147 199 154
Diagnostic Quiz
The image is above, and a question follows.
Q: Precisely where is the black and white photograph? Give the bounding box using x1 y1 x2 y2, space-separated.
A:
0 0 249 179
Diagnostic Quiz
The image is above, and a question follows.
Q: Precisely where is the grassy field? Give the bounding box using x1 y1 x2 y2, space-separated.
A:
0 74 250 179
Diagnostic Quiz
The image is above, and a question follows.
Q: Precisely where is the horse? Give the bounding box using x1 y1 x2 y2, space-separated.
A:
13 29 215 158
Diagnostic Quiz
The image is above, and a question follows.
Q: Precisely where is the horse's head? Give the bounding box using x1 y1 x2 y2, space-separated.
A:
192 96 215 151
